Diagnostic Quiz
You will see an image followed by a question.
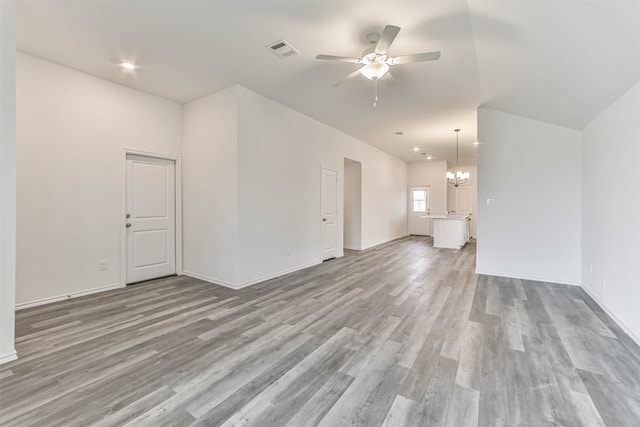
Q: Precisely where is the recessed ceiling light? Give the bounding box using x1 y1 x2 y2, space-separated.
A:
121 62 136 70
427 155 432 160
413 147 419 152
473 141 480 146
394 131 405 136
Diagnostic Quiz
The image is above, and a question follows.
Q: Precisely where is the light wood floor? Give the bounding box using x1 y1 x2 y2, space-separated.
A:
1 237 639 426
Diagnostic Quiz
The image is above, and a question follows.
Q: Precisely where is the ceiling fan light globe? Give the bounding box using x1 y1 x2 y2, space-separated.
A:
359 62 389 80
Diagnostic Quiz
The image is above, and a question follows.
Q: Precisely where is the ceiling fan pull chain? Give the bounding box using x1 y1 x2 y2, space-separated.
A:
373 78 378 107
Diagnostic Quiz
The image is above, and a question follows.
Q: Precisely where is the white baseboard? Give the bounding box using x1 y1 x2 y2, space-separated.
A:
361 234 409 251
15 283 124 310
474 270 581 287
0 349 17 365
183 260 322 290
182 271 241 289
580 285 640 347
344 245 362 251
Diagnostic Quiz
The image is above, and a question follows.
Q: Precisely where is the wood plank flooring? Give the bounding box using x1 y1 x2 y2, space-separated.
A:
1 237 639 426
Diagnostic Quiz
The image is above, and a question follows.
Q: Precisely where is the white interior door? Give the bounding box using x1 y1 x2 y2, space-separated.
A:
456 185 475 237
126 154 176 284
321 168 338 260
408 186 431 236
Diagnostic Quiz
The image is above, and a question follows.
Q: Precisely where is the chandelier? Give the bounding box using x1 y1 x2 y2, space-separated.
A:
446 129 469 187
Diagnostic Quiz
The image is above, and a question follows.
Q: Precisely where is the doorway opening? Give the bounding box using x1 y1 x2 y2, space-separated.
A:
343 158 362 250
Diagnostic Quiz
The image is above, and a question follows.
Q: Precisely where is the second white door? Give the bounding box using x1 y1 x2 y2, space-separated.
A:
321 168 338 260
126 154 176 284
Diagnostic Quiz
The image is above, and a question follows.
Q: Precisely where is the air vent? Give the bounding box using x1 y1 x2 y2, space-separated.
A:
266 39 299 59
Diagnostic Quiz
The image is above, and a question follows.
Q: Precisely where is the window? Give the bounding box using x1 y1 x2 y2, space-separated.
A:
412 190 427 212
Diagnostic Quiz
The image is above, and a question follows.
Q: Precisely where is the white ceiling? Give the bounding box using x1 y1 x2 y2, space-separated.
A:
15 1 640 164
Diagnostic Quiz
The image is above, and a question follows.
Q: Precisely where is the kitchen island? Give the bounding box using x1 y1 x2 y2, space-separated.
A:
428 215 471 249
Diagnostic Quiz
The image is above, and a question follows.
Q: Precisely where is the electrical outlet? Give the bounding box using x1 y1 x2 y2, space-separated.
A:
99 260 107 271
602 280 606 292
589 265 593 275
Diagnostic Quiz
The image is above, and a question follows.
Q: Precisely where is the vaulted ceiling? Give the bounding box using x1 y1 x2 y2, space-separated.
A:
15 1 640 164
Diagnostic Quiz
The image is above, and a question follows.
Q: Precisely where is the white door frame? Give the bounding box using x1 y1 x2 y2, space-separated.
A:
120 148 182 287
408 185 432 236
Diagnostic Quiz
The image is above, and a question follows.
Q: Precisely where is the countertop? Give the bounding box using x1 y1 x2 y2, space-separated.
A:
425 215 470 220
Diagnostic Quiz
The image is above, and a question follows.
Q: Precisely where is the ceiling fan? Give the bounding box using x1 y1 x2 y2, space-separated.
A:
316 25 441 106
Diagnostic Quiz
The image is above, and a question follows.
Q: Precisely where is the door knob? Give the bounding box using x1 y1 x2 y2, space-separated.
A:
126 213 131 219
126 223 132 228
322 218 327 222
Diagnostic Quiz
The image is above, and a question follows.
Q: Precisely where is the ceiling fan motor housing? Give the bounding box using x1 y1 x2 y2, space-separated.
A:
361 51 386 64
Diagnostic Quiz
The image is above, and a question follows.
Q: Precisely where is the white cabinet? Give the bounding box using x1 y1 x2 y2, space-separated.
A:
432 216 470 249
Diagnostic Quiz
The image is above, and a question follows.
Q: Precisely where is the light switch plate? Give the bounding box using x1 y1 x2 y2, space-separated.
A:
487 198 496 206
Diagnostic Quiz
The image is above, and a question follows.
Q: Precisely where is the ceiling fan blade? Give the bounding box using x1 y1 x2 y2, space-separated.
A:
316 54 361 63
375 25 401 54
332 68 362 87
388 51 441 65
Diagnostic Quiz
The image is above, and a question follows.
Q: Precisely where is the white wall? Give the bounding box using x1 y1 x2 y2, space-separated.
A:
0 1 17 364
582 81 640 342
182 87 238 286
349 142 407 250
343 160 362 250
236 87 326 284
477 108 581 285
16 53 182 306
182 85 407 288
408 161 448 216
236 86 407 283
